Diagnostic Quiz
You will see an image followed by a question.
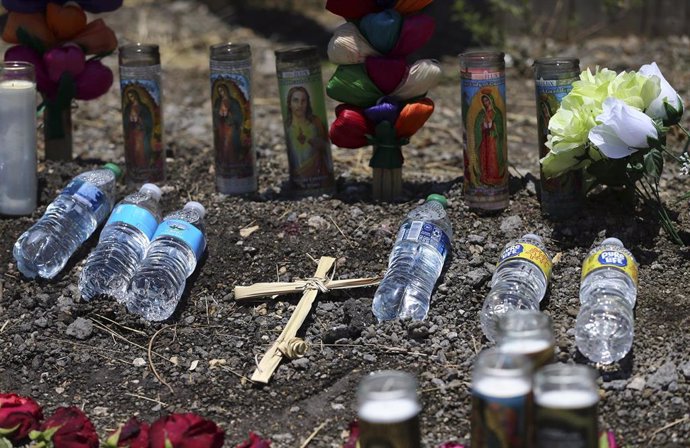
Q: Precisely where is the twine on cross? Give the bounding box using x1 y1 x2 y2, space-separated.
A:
233 256 380 384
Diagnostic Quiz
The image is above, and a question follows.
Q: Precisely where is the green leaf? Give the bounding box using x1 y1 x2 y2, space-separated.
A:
15 27 46 54
0 425 19 436
586 158 629 187
675 190 690 203
0 436 13 448
643 148 664 181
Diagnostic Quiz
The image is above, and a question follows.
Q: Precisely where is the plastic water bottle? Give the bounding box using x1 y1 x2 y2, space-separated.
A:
372 194 452 322
78 183 163 302
13 163 122 279
576 237 638 364
480 234 553 342
125 201 207 321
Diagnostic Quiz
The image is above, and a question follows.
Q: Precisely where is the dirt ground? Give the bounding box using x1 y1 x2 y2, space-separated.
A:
1 1 690 447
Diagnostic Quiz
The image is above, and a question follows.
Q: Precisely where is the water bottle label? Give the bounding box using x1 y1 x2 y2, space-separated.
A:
62 179 105 212
106 204 159 239
498 243 553 280
153 219 206 261
581 249 638 286
396 221 450 258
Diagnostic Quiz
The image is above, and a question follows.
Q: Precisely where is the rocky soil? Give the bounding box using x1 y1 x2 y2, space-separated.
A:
1 1 690 446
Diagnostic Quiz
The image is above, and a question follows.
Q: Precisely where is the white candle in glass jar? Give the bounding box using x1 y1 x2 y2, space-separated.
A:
0 78 37 216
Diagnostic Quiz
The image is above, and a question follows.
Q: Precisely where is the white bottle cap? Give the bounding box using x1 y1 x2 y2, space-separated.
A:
601 237 623 247
184 201 206 218
522 233 543 244
139 183 162 201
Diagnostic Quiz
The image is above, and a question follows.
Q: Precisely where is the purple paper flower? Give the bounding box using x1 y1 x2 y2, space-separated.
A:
75 60 113 100
364 98 401 124
1 0 122 13
43 44 85 83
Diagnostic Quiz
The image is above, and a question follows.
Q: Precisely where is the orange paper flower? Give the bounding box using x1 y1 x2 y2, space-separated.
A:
395 98 434 138
46 2 87 41
394 0 433 15
72 19 118 54
2 11 55 46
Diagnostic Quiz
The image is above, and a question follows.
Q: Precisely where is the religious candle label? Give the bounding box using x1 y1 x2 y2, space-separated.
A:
210 58 256 194
461 68 508 210
277 68 334 195
120 65 165 183
471 390 532 448
535 77 581 215
535 391 598 448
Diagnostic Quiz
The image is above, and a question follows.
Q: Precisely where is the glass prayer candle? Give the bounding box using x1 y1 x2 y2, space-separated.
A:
471 348 533 448
459 51 508 212
275 46 335 197
0 61 37 216
357 370 422 448
534 363 599 448
119 43 165 184
497 310 556 370
534 57 581 219
210 43 257 195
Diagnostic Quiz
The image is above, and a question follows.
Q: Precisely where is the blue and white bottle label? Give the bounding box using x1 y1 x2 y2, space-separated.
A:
106 204 159 239
153 219 206 261
62 179 105 213
396 221 450 258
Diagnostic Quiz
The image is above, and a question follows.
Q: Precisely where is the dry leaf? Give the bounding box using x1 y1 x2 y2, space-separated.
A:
169 356 179 366
209 358 227 369
553 252 563 265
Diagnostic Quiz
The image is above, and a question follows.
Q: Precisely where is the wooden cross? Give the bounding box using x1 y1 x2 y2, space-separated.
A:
234 256 380 384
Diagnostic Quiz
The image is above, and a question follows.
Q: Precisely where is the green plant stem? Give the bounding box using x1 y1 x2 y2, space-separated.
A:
642 177 684 245
678 124 690 139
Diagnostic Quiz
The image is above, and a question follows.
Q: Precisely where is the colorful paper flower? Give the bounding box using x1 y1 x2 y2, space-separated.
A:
391 59 442 100
325 0 381 19
1 0 123 13
364 98 401 124
236 432 272 448
359 10 403 54
389 14 436 57
327 64 383 108
327 22 380 65
394 0 434 14
365 56 407 94
331 104 375 149
395 97 435 138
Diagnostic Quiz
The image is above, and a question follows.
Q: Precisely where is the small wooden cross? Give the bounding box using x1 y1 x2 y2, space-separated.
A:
234 256 380 384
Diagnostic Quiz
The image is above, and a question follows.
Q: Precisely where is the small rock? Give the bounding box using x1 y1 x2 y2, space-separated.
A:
680 361 690 379
648 362 678 390
66 317 93 340
363 354 377 362
34 317 48 328
500 215 523 233
467 234 485 244
627 376 646 391
466 268 490 287
133 358 147 367
292 358 310 370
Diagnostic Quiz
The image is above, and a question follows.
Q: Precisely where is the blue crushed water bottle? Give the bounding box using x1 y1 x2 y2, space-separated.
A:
13 163 122 279
372 194 453 322
125 201 207 321
78 183 163 302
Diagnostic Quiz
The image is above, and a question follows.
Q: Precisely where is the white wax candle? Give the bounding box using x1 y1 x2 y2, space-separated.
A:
358 398 421 423
499 338 553 354
473 376 532 398
0 79 37 215
536 389 599 409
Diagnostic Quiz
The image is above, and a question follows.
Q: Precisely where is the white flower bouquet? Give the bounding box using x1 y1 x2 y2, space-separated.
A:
540 63 687 244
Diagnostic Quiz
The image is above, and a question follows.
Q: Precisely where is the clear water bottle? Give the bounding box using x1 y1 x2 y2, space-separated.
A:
78 183 163 302
576 237 638 364
125 201 207 321
372 194 452 322
13 163 122 279
480 234 553 342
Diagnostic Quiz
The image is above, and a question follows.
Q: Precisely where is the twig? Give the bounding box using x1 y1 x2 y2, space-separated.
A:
647 416 690 446
91 322 170 363
300 420 329 448
124 392 168 407
91 313 147 335
219 365 252 383
148 326 175 394
328 215 353 247
0 320 10 334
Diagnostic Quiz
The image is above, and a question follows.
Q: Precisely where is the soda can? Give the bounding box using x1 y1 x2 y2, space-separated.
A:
459 51 508 211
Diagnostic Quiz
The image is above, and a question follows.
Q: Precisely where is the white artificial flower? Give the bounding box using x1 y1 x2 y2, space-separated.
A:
639 62 684 122
589 97 658 159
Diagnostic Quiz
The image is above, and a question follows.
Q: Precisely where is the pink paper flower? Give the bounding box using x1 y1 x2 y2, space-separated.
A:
44 44 86 83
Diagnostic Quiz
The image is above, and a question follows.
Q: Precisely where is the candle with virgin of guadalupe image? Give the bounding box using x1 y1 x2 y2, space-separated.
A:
119 44 165 183
210 43 256 195
459 51 508 212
